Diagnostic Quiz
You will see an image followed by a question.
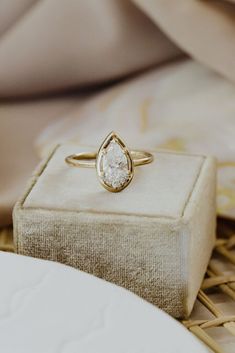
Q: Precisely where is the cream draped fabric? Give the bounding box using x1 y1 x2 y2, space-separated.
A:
0 0 179 97
1 0 235 98
133 0 235 83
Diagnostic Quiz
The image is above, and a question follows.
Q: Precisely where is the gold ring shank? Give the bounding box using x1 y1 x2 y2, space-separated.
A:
65 150 153 168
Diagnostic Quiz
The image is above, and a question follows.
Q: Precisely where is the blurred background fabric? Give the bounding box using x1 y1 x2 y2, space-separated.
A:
133 0 235 83
0 0 235 98
0 0 180 97
0 0 235 225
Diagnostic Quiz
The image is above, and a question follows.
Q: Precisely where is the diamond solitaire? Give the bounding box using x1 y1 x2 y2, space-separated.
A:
96 132 133 192
65 132 153 192
102 141 129 188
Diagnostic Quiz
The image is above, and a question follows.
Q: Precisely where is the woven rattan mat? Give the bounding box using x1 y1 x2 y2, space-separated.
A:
1 218 235 353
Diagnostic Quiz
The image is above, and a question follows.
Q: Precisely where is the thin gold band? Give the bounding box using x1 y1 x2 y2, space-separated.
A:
65 150 153 168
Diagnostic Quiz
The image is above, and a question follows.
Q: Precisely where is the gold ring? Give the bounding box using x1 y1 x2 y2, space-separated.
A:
65 132 154 192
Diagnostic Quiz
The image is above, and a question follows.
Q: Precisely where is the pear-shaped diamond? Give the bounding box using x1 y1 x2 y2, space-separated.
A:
96 132 133 192
103 141 128 188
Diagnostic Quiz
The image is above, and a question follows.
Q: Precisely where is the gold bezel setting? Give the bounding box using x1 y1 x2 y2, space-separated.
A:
96 132 134 193
65 131 153 192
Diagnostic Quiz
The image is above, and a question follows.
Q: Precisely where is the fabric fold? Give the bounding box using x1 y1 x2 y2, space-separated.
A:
132 0 235 83
0 0 180 98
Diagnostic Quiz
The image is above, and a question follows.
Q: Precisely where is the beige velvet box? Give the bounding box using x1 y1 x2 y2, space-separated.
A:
13 144 217 318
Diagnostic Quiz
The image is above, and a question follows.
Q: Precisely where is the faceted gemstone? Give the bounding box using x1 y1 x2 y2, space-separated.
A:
96 132 133 192
102 140 129 189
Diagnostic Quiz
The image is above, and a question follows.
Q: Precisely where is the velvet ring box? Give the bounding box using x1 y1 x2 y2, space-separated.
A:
13 144 216 318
